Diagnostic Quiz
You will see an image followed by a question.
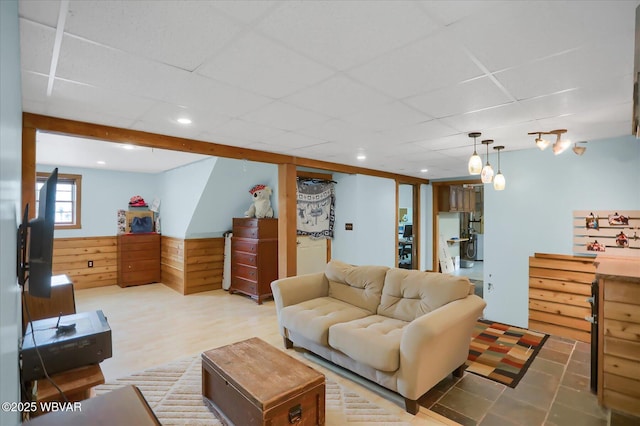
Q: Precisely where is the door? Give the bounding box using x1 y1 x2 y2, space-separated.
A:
296 236 327 275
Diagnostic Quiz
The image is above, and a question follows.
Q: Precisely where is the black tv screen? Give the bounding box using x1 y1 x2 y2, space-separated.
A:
27 168 58 298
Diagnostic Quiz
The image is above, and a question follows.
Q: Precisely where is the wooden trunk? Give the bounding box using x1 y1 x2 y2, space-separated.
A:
201 337 325 426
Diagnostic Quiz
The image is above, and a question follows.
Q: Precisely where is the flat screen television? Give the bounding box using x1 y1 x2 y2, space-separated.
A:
17 168 58 298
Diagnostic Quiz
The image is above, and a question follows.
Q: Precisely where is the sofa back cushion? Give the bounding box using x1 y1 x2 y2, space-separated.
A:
377 269 471 321
325 260 389 314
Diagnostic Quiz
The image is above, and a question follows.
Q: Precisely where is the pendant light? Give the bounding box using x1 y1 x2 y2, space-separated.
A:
480 139 494 183
467 132 482 175
493 145 506 191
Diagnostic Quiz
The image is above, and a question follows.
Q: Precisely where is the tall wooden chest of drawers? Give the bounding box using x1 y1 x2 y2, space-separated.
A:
117 233 161 287
230 218 278 304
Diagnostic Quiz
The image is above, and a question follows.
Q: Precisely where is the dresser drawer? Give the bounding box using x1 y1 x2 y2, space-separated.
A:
232 238 258 254
233 263 258 282
233 251 257 267
122 259 159 272
231 277 257 295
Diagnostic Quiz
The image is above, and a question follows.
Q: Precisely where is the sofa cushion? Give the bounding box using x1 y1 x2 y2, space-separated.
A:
377 269 471 321
328 315 407 372
325 260 389 314
280 297 370 346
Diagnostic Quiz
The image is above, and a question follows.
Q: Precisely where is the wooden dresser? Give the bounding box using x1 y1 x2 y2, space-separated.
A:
117 233 161 287
595 256 640 418
230 218 278 304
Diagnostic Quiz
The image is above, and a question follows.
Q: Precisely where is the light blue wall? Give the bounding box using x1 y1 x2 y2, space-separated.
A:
332 174 397 266
158 158 216 238
0 1 22 424
36 165 159 238
186 158 278 238
483 135 640 327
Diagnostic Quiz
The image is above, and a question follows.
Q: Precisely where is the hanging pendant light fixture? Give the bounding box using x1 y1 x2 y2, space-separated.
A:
480 139 494 183
467 132 482 175
493 145 506 191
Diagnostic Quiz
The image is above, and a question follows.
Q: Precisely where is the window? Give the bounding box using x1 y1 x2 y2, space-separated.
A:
36 172 82 229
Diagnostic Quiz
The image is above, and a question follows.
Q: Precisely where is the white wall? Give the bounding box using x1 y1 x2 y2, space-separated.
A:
332 174 397 266
0 1 22 424
483 135 640 327
186 158 278 238
36 165 159 238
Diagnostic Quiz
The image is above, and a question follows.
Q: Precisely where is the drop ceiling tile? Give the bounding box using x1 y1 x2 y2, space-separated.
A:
342 101 432 132
261 131 328 149
297 119 386 147
440 102 533 134
348 29 484 99
197 32 335 98
211 1 278 24
56 35 272 117
19 0 61 27
64 1 243 71
214 118 287 143
257 1 438 70
133 102 231 139
494 33 634 101
418 1 502 26
241 101 331 131
378 119 459 144
283 75 392 118
19 19 55 74
413 134 469 151
406 77 512 119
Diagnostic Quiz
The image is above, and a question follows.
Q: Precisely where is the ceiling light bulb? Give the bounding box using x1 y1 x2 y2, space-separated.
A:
552 137 571 155
493 172 505 190
177 118 192 124
467 132 482 175
356 154 366 161
481 164 494 183
468 154 482 175
573 141 587 156
535 137 550 150
122 144 135 150
420 168 428 173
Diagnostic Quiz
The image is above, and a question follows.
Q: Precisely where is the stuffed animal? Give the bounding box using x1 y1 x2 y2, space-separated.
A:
244 184 274 218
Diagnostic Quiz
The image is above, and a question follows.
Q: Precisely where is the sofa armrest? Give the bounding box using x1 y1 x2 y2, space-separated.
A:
270 272 328 312
397 295 486 400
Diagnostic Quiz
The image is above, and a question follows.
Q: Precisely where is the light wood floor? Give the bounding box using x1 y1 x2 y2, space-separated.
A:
75 283 453 425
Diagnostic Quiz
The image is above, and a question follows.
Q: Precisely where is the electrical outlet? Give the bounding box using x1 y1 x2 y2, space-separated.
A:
88 260 93 268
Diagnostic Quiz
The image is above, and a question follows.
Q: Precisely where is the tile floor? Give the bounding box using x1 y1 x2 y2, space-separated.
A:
417 334 638 426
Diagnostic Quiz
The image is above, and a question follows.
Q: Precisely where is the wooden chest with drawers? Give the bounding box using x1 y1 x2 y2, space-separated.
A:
117 233 161 287
230 218 278 304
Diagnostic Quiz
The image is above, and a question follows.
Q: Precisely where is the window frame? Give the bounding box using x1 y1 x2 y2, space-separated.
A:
36 171 82 230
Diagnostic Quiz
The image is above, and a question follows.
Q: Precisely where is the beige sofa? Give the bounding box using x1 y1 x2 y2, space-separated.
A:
270 259 486 414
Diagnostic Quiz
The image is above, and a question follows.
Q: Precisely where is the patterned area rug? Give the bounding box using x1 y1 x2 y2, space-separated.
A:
94 354 411 425
465 319 549 388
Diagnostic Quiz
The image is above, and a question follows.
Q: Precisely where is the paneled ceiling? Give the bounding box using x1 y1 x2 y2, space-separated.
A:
19 0 639 177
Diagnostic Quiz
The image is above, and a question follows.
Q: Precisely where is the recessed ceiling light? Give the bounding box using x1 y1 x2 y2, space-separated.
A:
177 118 192 125
420 168 428 173
122 144 135 150
97 160 106 165
356 154 366 161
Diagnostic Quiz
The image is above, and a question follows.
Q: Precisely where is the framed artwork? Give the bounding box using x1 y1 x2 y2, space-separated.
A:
585 213 599 230
608 212 629 226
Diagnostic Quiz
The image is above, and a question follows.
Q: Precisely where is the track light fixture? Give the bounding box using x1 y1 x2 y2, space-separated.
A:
467 132 482 175
480 139 494 184
528 129 570 155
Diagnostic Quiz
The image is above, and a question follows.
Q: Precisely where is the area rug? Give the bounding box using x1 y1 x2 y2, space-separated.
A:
465 319 549 388
94 354 412 425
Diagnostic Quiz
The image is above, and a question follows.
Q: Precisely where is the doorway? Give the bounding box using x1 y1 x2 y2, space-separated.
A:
398 183 418 269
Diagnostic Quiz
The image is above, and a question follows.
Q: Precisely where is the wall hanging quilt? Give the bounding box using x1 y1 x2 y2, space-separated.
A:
297 179 335 239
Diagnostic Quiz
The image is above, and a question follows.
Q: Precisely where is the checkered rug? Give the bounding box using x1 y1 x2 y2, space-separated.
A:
465 319 549 387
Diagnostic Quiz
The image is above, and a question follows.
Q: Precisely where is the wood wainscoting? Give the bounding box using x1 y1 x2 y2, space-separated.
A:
528 253 596 343
52 237 118 289
161 236 224 295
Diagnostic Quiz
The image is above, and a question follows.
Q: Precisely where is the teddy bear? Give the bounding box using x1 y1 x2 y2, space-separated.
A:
244 184 274 218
